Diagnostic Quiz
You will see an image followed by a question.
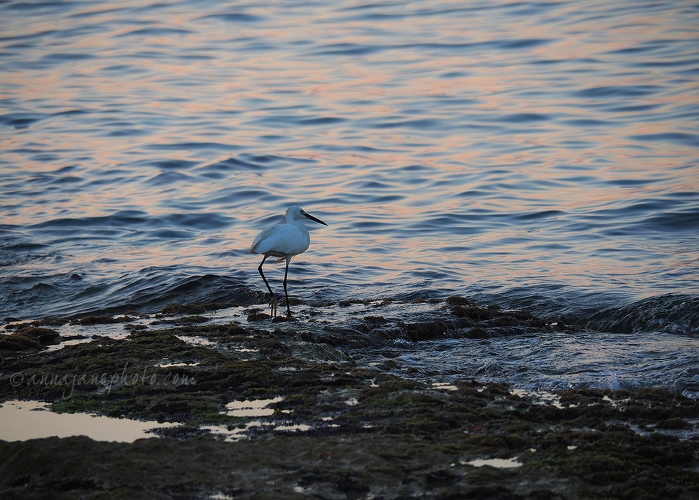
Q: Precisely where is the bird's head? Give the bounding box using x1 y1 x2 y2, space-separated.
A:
286 205 328 226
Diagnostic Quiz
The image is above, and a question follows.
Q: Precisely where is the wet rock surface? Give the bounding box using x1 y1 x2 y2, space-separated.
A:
0 326 62 352
1 299 698 498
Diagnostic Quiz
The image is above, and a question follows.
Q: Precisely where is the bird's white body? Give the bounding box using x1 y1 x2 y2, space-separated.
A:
250 206 327 317
250 209 311 258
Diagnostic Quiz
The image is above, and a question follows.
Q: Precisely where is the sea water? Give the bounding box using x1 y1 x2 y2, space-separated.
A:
1 1 698 392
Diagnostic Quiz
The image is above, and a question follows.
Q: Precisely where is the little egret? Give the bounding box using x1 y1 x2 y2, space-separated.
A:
250 206 327 317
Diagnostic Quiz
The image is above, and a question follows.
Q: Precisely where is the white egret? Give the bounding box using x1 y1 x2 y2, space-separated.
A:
250 206 327 317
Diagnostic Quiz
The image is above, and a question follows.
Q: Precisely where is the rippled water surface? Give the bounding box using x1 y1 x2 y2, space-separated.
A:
1 1 698 328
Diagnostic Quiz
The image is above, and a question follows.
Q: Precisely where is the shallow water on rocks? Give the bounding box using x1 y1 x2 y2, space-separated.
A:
0 400 179 442
5 299 698 399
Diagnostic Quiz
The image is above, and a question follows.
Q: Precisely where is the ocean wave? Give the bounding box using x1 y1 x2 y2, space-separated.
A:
586 294 699 335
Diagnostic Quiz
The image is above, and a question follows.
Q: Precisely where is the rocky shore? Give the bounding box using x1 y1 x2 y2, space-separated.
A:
1 298 698 499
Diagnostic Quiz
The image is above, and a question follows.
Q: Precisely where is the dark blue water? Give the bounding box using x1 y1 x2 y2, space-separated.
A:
1 1 698 392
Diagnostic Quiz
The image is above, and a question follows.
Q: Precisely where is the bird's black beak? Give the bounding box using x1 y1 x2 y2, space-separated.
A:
302 210 328 226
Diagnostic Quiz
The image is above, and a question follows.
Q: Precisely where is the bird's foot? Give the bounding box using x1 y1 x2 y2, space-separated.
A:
270 295 277 318
272 314 295 323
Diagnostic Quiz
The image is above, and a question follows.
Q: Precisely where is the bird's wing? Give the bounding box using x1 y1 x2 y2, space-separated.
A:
250 225 277 254
250 224 309 256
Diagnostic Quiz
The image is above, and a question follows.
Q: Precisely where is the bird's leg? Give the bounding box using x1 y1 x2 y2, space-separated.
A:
258 255 276 317
283 256 292 317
